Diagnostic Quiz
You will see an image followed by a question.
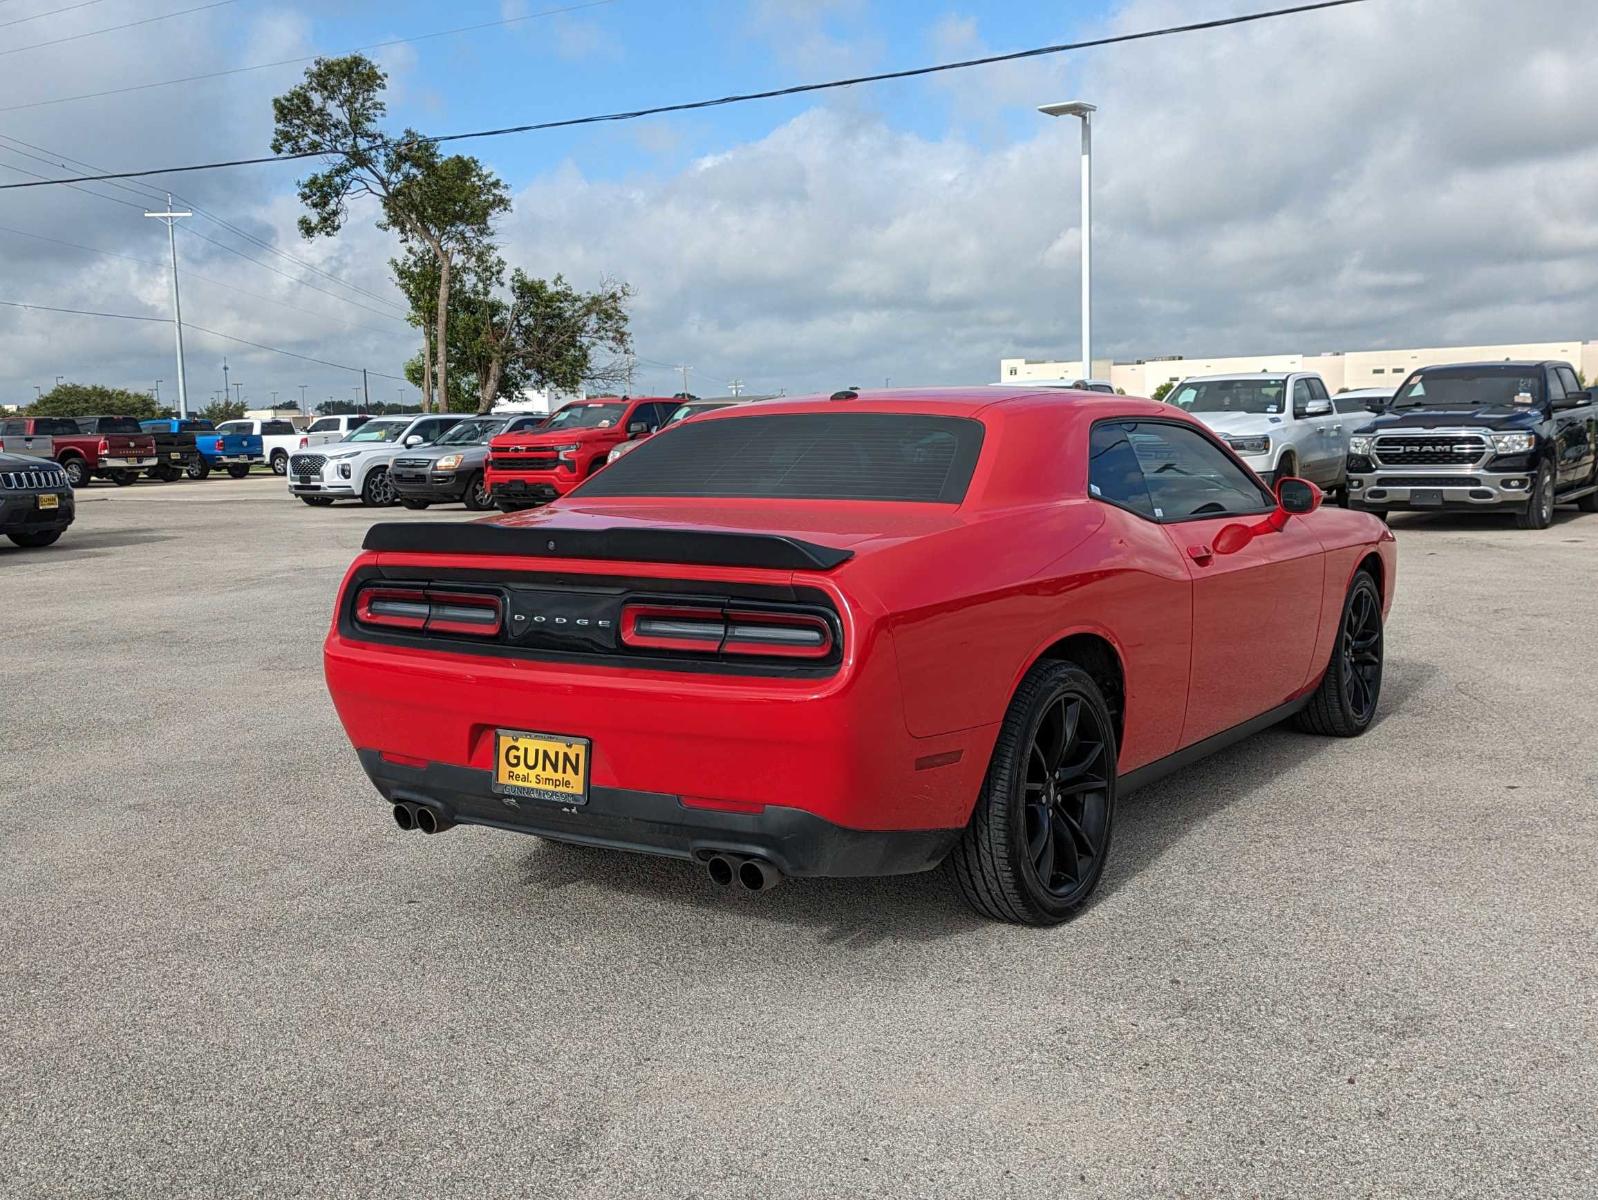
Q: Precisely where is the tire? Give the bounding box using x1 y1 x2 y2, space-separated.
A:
60 457 89 488
1578 461 1598 513
7 529 62 548
225 464 251 480
149 465 180 482
299 495 335 507
463 471 491 511
185 459 211 481
110 471 137 487
361 468 395 507
949 661 1118 926
1276 452 1298 482
399 498 431 510
1295 570 1383 737
1515 463 1554 530
270 451 288 476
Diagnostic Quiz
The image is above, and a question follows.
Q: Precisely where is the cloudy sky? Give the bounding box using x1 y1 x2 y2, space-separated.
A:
1 0 1594 407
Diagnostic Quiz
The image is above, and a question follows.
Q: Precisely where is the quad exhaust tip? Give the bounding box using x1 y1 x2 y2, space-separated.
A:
704 853 781 892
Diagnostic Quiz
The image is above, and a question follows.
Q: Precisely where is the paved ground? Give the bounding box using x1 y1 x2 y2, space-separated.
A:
2 474 1594 1199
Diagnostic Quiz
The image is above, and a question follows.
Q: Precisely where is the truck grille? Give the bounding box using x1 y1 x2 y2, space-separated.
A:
1 466 67 490
1373 434 1488 466
290 454 327 475
492 454 559 471
394 457 433 469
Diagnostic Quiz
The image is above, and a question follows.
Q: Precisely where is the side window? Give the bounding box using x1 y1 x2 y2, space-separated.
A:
1546 368 1566 403
1292 379 1313 418
630 403 661 432
1307 378 1330 403
1087 422 1155 519
1556 366 1582 396
1 419 23 435
1125 422 1275 521
308 418 335 432
1334 394 1370 414
509 417 542 433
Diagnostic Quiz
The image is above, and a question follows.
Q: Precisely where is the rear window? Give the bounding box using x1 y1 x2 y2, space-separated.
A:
577 412 984 503
179 420 215 433
261 420 296 435
82 417 144 434
34 418 81 435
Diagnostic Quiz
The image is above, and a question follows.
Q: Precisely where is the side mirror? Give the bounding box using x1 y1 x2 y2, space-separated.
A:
1277 477 1322 515
404 434 424 446
1305 399 1333 417
627 421 648 435
1365 399 1387 414
1553 390 1589 410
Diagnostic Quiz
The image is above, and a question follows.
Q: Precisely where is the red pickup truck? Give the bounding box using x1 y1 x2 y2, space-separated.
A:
485 397 676 511
6 415 158 487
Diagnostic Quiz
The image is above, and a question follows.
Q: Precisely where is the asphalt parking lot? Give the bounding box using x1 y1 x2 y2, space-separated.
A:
2 474 1595 1199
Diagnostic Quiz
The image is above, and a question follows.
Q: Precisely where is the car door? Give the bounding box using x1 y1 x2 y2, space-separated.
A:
1289 378 1334 485
1303 377 1345 485
1115 419 1326 746
1550 365 1595 489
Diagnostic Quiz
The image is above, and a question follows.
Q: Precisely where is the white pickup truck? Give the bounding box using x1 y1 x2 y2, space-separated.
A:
216 418 306 477
302 414 373 449
1165 371 1352 494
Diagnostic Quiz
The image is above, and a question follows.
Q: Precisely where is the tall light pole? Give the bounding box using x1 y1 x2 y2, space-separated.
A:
154 380 163 405
1038 101 1096 380
144 195 193 417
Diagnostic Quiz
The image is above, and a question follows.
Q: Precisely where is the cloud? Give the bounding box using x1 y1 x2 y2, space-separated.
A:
497 0 1598 394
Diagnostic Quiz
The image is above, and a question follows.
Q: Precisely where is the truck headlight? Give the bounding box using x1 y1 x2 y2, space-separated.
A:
1225 435 1271 456
435 453 463 471
1347 435 1373 456
1490 432 1536 455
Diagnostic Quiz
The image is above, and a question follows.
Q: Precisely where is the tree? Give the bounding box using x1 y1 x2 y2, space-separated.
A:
271 55 510 411
200 398 246 423
28 383 162 419
457 271 634 413
403 349 477 412
1151 381 1175 403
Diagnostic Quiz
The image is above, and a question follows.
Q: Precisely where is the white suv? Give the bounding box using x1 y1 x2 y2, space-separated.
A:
1165 372 1350 492
287 414 463 507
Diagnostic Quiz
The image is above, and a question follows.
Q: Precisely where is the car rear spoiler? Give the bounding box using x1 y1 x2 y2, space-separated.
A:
362 522 855 571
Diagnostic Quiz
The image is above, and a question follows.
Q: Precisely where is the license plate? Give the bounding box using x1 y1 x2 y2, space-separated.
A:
170 452 183 460
37 493 59 510
1411 489 1443 506
493 729 589 805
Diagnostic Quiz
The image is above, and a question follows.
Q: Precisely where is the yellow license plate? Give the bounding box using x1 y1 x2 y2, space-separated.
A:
37 493 59 510
493 730 589 805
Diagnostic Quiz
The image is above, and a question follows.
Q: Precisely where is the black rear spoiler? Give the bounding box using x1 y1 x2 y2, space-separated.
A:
362 522 854 571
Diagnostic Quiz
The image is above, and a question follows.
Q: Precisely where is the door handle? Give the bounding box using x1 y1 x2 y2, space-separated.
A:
1187 544 1214 565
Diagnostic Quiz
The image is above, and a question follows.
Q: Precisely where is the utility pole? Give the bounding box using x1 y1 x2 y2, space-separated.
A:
271 391 279 407
679 364 692 396
222 358 229 407
362 368 370 410
298 383 308 411
727 379 744 397
232 381 243 407
143 195 193 417
153 380 162 404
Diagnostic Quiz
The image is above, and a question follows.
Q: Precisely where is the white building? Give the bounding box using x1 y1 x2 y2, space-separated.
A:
1000 339 1598 396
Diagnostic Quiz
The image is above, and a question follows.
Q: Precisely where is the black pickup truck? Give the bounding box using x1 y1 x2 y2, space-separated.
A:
1345 360 1598 529
139 418 209 481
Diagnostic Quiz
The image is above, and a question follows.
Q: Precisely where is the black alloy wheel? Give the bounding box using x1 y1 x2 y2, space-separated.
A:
361 468 395 507
463 471 491 511
950 660 1117 925
271 451 289 476
1516 463 1555 530
186 459 211 480
61 458 89 488
1296 570 1383 737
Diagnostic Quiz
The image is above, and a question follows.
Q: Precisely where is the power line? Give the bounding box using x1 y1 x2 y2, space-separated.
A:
177 225 412 324
0 0 113 31
0 1 1373 189
0 298 409 381
1 0 236 59
0 0 616 113
0 131 411 313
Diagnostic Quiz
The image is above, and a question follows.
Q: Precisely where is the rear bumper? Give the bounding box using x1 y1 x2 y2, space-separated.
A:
359 750 959 877
98 457 155 471
0 492 74 533
1348 470 1529 510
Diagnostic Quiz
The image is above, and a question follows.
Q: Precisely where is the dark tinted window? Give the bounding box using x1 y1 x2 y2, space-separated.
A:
82 416 144 434
1556 366 1582 395
34 418 80 436
578 412 985 503
261 420 296 435
1546 368 1565 403
1088 422 1155 518
1392 366 1544 409
179 420 215 433
506 416 547 433
1334 393 1374 414
308 418 338 432
1116 421 1274 521
1307 378 1330 403
1291 379 1313 417
2 420 24 435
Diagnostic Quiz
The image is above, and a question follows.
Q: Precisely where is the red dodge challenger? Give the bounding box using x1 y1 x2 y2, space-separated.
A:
324 388 1396 925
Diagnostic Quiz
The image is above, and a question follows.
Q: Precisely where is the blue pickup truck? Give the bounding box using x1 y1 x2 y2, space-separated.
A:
140 419 262 480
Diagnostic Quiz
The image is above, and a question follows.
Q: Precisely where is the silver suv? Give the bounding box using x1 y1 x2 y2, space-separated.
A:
1166 372 1350 492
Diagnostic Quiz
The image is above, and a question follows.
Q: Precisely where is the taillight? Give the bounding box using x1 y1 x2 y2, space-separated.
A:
98 438 110 456
619 603 833 660
354 586 502 638
298 436 308 448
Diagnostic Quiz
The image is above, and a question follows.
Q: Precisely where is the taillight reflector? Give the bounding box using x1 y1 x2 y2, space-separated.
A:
619 603 832 659
355 586 502 637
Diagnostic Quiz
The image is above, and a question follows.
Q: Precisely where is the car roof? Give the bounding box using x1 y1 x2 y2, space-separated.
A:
688 386 1161 422
1411 360 1553 371
1178 372 1303 381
